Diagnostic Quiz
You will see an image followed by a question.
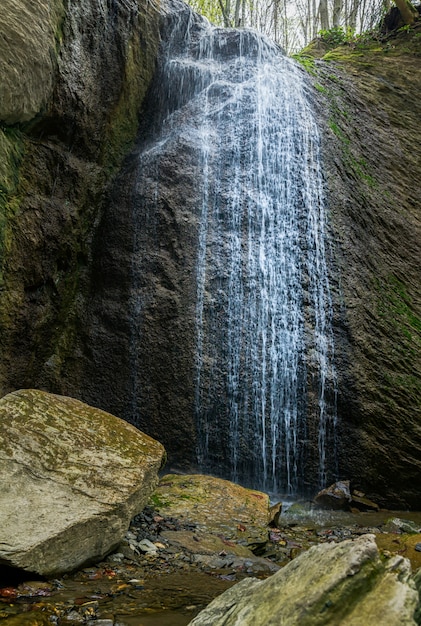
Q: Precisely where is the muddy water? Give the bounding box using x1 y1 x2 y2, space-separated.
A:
0 567 236 625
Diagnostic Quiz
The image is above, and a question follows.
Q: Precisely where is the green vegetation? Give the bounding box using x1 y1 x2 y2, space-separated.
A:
101 34 159 173
348 155 376 186
314 82 327 93
319 25 356 47
292 53 316 75
149 493 171 509
0 126 25 285
326 112 377 186
378 275 421 337
328 118 349 143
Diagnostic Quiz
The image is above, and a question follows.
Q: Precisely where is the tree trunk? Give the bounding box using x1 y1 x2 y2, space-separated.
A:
234 0 241 26
348 0 359 30
319 0 330 30
218 0 231 27
394 0 418 24
333 0 343 26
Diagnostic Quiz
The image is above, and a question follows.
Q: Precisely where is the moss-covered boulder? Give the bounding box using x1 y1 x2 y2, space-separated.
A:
188 534 419 625
0 389 166 576
151 474 270 541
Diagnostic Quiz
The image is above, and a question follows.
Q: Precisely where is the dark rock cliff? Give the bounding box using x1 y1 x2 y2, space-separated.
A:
0 0 419 506
0 0 161 395
306 26 421 507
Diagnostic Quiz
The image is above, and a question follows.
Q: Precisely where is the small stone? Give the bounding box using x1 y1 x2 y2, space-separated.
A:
384 518 421 534
415 543 421 552
138 539 158 554
64 611 84 623
125 531 137 540
269 502 282 527
107 552 125 563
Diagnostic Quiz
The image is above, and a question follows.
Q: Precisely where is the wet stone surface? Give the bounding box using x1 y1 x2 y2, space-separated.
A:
1 506 421 625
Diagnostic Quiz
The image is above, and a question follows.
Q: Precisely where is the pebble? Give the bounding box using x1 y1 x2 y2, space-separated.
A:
138 539 159 554
108 553 125 562
64 610 84 622
415 543 421 552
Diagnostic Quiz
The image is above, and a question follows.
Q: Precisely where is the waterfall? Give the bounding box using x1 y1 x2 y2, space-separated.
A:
132 4 337 496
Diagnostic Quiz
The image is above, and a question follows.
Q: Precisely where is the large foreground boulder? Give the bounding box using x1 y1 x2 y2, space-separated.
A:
188 534 419 625
0 389 166 576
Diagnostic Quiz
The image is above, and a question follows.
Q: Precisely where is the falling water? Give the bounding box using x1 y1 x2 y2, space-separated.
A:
134 4 337 495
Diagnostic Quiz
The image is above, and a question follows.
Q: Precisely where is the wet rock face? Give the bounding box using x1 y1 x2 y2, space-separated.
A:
65 0 204 466
0 0 161 399
0 0 420 508
75 1 339 488
0 389 165 577
311 27 421 508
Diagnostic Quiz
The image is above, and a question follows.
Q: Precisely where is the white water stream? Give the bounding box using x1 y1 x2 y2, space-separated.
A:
136 7 337 495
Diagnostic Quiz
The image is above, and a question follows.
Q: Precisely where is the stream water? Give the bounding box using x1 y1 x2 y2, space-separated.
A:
140 8 338 495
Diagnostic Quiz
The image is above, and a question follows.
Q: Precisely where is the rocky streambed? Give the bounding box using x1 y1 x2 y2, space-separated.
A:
1 476 421 625
0 392 419 624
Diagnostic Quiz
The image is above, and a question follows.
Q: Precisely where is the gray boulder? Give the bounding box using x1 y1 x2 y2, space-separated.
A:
0 389 166 576
188 534 419 625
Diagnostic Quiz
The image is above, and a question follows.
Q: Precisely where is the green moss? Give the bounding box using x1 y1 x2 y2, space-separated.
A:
314 82 327 93
328 119 349 143
377 275 421 340
292 53 316 75
308 559 383 623
327 111 377 186
0 127 25 285
101 31 159 173
383 372 421 402
149 493 171 509
51 0 66 51
323 49 365 62
347 155 376 186
375 276 420 404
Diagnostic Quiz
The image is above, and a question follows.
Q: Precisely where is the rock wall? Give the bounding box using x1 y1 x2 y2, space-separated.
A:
0 0 420 507
0 0 65 124
0 0 161 396
307 27 421 507
63 0 202 467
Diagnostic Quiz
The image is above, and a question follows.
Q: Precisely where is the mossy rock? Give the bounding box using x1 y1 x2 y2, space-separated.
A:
189 534 418 625
0 389 166 576
0 0 65 123
150 474 269 541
